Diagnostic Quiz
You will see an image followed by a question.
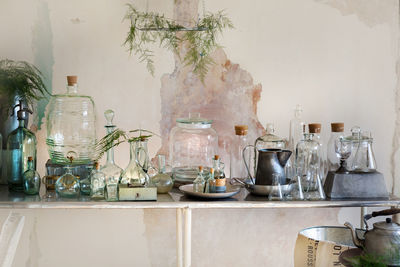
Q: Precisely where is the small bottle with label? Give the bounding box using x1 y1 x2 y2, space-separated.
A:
193 166 205 193
213 155 226 193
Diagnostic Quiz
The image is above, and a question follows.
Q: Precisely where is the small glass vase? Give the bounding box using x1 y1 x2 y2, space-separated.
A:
22 157 40 195
55 156 80 198
151 155 173 194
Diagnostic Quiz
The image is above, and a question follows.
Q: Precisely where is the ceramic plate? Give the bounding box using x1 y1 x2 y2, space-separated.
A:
179 184 241 199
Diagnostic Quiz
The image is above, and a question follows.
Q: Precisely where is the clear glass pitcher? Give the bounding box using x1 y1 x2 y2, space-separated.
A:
120 140 150 187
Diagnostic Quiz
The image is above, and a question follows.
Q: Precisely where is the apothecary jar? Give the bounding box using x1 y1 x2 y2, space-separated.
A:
169 113 218 182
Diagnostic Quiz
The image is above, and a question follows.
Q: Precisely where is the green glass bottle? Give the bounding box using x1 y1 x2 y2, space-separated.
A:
6 102 37 192
23 157 41 195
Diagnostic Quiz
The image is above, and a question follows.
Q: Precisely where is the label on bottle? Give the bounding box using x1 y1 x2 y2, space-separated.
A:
215 178 226 187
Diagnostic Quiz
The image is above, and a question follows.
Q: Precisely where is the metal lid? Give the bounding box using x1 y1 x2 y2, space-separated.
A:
176 113 212 128
374 218 400 231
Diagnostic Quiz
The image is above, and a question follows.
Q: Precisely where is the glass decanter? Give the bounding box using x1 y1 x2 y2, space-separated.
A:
22 156 40 195
46 76 97 164
295 133 323 192
288 105 305 152
193 166 205 193
91 162 106 200
327 123 345 172
100 110 123 186
6 101 37 192
55 155 80 198
151 155 173 194
120 140 150 187
230 125 251 180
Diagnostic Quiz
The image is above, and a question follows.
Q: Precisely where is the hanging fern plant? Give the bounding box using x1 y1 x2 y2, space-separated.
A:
123 4 233 81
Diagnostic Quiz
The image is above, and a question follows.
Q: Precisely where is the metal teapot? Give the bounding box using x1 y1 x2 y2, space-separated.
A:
344 208 400 266
243 148 291 185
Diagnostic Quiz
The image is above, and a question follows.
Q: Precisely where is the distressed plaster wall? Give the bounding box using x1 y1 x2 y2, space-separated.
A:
0 0 399 266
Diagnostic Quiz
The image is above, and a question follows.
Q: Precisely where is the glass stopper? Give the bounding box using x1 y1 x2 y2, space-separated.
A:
104 109 115 126
351 126 361 139
265 123 275 134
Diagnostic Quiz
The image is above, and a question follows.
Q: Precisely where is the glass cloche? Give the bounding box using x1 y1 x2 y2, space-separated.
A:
46 76 97 164
169 113 218 182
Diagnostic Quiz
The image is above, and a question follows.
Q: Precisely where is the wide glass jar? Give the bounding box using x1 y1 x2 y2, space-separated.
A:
46 76 96 164
169 113 218 182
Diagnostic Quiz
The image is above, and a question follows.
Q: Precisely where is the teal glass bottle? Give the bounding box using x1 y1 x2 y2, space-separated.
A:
23 156 41 195
6 102 37 192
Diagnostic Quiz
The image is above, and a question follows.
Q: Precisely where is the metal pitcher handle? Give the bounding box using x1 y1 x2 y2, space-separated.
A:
243 145 255 184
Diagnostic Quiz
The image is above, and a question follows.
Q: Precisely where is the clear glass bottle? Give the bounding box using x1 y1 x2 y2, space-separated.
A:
46 76 97 164
106 174 119 202
327 123 345 172
230 125 251 180
295 133 322 192
208 168 216 193
170 113 218 182
193 166 205 193
151 155 173 194
288 105 305 152
6 102 36 192
120 140 150 187
100 110 123 186
308 123 326 177
79 165 93 195
55 156 80 198
91 162 106 200
22 156 40 195
213 155 226 193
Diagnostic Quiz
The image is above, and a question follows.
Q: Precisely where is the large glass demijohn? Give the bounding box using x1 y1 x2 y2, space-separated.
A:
46 76 97 164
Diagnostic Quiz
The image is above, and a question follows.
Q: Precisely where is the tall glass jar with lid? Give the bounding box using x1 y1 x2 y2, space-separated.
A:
46 76 96 164
169 113 218 182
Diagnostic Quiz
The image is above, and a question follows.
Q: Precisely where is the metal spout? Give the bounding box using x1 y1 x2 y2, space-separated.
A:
277 150 292 167
344 222 364 248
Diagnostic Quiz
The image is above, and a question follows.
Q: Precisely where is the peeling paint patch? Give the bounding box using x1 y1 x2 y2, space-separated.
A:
315 0 398 27
70 18 85 24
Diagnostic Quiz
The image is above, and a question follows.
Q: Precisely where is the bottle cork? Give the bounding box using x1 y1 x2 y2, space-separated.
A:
214 155 219 160
94 162 99 170
308 123 322 134
28 156 33 161
234 125 248 136
198 166 203 171
67 76 78 86
210 168 214 174
331 122 344 132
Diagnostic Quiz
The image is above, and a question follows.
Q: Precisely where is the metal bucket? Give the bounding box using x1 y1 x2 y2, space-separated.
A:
294 226 365 267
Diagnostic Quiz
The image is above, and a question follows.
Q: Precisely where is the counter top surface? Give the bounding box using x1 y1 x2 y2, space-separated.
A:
0 185 399 209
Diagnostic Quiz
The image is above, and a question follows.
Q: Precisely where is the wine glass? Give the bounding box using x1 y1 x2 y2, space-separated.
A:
334 138 352 173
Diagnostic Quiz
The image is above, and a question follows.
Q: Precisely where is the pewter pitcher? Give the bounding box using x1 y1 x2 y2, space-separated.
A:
243 148 292 185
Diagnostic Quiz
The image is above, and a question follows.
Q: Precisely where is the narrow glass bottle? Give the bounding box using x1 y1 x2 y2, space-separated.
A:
100 110 123 187
6 101 37 192
327 123 345 172
193 166 205 193
288 105 305 152
308 123 326 177
208 168 216 193
91 162 106 200
23 157 40 195
230 125 251 180
213 155 226 193
151 155 173 194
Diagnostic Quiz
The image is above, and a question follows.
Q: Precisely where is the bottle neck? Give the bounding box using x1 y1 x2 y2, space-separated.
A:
67 84 78 94
18 119 25 128
106 147 115 165
27 160 34 170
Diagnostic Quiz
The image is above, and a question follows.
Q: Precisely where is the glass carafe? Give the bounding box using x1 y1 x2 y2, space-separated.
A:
120 140 150 186
169 113 218 182
151 155 173 194
327 123 345 172
22 157 40 195
345 127 377 172
100 110 123 185
295 133 323 191
6 102 36 192
230 125 251 180
46 76 97 164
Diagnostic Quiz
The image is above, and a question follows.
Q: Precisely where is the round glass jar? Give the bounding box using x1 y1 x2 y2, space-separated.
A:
169 113 218 182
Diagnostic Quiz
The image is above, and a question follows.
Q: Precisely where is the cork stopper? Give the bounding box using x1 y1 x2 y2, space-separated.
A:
309 123 321 134
94 162 100 170
198 166 203 172
214 155 219 160
234 125 248 135
28 156 33 161
67 76 78 86
331 122 344 132
210 168 214 174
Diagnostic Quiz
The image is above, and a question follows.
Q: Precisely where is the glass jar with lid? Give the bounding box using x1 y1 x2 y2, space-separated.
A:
169 113 218 182
46 76 97 164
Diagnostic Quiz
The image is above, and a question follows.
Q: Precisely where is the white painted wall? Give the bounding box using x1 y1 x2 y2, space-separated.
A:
0 0 398 266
